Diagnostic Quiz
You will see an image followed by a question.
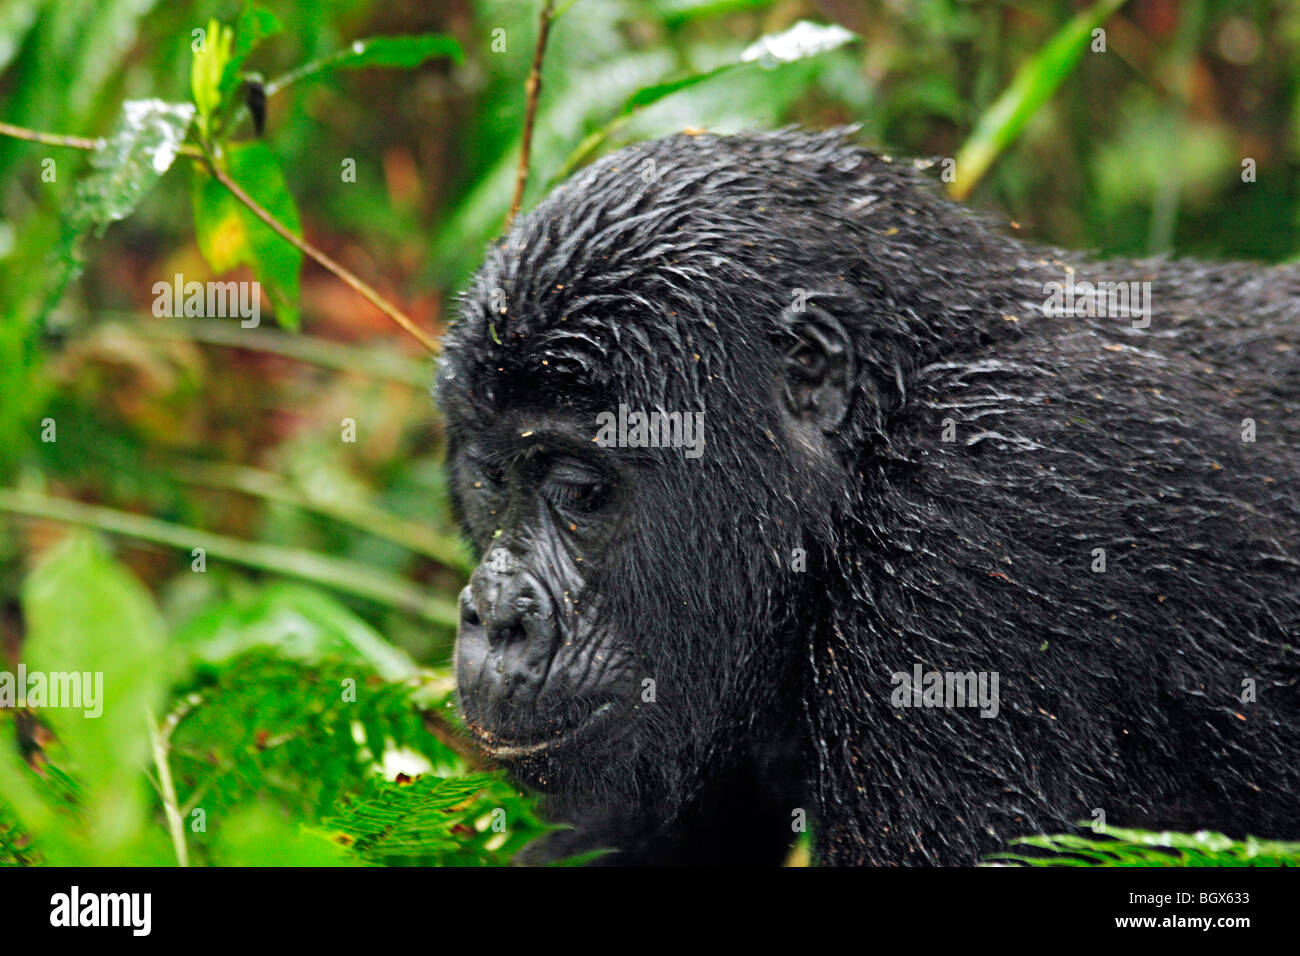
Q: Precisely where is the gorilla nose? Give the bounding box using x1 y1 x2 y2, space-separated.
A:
458 563 560 704
467 563 556 648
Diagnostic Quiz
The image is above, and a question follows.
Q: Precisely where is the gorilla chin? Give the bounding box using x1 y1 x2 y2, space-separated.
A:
437 128 1300 866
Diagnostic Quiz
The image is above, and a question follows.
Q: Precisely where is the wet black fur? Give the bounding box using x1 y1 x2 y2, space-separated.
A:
438 129 1300 865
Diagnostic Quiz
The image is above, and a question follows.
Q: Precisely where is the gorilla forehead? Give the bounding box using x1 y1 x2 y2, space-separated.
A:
438 128 896 416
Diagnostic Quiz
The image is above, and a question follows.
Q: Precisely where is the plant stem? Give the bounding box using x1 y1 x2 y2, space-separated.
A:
197 142 440 353
0 121 102 150
148 708 190 867
505 0 556 232
125 315 430 387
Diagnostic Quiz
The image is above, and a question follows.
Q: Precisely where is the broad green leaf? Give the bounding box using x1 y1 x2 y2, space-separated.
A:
173 582 420 681
951 0 1127 199
191 141 302 328
210 804 356 866
43 98 195 322
20 532 166 861
265 34 464 96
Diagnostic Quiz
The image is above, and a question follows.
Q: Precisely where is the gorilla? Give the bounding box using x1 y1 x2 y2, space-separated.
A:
436 128 1300 865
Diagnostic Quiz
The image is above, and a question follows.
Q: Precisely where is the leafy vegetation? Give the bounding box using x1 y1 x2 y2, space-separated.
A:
990 828 1300 867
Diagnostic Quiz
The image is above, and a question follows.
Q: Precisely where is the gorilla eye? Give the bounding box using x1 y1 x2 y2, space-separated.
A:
544 463 612 515
549 480 610 514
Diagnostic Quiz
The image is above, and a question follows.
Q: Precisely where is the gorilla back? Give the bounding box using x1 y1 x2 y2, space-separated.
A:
437 128 1300 865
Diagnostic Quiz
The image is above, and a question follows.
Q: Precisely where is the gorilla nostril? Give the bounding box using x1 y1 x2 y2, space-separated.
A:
459 588 482 628
488 622 528 648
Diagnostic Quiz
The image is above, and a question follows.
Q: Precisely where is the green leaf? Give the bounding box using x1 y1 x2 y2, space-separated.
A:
191 141 302 329
987 826 1300 867
952 0 1127 199
619 20 854 113
647 0 775 27
220 3 283 98
191 18 234 140
553 20 856 183
321 773 557 866
265 34 464 96
210 804 357 866
166 652 466 842
0 489 460 626
44 98 195 316
738 19 857 66
173 582 420 682
0 0 42 76
434 25 851 286
79 100 196 225
20 532 166 860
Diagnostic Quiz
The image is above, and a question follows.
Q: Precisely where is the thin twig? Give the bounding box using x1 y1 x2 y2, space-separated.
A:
148 707 190 867
0 121 102 151
505 0 557 232
198 145 440 353
422 709 491 770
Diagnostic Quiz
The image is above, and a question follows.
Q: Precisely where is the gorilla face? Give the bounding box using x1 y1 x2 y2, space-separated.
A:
445 406 639 770
436 274 824 830
437 346 814 810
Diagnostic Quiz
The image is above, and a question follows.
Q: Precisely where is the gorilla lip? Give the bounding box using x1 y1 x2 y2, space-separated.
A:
469 700 618 759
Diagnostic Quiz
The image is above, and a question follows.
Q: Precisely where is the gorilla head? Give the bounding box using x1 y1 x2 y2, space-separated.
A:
438 129 1300 865
435 132 877 862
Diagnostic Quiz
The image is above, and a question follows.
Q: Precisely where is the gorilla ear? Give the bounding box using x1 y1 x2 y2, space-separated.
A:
778 302 855 432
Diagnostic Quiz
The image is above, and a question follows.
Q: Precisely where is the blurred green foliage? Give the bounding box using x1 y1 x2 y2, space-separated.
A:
0 0 1296 866
992 827 1300 866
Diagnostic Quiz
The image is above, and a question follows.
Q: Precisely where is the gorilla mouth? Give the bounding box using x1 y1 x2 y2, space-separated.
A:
467 699 620 760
